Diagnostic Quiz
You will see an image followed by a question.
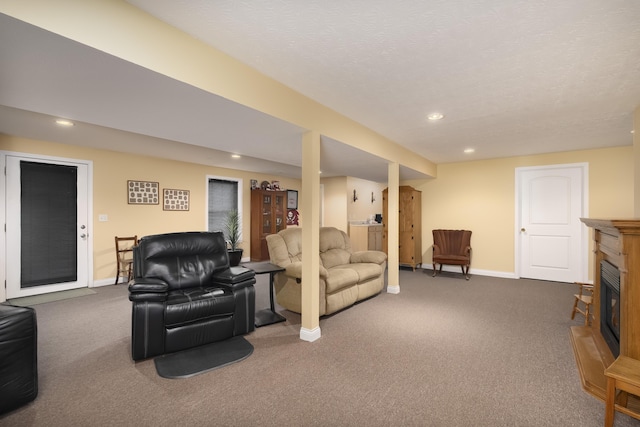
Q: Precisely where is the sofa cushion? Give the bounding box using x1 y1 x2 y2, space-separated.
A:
342 262 383 282
325 267 360 293
165 287 235 327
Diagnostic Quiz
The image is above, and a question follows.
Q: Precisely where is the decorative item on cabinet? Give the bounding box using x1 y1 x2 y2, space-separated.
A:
286 209 299 226
382 186 422 270
287 190 298 209
251 189 287 261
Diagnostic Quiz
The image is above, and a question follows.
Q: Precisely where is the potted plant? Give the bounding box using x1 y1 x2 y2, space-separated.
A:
225 209 243 266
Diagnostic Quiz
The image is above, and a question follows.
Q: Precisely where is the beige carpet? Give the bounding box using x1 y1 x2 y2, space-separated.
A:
1 270 639 427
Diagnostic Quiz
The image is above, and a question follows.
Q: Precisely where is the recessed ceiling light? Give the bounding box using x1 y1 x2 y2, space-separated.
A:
231 154 241 159
55 119 74 127
464 148 475 154
427 112 444 121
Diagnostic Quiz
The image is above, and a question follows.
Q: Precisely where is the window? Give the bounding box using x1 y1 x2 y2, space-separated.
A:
207 177 242 241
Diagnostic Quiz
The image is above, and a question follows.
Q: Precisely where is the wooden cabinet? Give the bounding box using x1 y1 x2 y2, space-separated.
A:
368 225 383 251
250 189 287 261
382 186 422 270
349 224 383 252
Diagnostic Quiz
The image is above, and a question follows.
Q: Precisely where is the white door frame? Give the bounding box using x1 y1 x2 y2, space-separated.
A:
1 151 94 302
514 162 589 282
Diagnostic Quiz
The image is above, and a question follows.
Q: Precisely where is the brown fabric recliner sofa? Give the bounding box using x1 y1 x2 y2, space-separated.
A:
432 229 472 280
266 227 387 316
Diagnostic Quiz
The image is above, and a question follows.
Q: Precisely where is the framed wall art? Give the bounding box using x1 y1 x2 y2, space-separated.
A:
163 188 190 211
287 190 298 209
128 180 159 205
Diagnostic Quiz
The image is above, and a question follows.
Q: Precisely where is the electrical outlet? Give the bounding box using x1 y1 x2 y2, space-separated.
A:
98 214 108 222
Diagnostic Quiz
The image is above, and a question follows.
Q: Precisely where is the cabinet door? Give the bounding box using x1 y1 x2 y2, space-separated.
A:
262 193 273 235
274 192 286 233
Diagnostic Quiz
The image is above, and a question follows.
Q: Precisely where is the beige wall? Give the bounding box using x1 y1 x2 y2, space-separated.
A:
346 176 386 223
1 135 301 283
320 177 348 230
1 135 634 295
415 146 634 276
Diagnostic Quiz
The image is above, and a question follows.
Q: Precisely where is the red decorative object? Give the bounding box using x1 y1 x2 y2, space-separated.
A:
286 209 299 226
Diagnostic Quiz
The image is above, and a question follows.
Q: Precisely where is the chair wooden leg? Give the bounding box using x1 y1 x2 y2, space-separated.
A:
605 376 616 427
571 296 579 320
584 301 591 326
432 263 438 277
462 265 470 280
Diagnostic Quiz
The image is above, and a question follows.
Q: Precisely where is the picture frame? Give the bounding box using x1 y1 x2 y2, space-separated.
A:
163 188 190 211
128 180 159 205
287 190 298 209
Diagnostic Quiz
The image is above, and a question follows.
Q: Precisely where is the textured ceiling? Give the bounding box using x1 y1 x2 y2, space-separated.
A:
128 0 640 163
1 1 639 185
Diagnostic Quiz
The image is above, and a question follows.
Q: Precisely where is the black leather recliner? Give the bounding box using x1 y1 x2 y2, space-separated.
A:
128 231 256 361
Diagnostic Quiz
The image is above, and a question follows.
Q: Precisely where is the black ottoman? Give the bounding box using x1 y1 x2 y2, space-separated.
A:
0 304 38 415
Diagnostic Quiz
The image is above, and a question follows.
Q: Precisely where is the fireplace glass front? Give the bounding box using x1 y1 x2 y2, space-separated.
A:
600 260 620 357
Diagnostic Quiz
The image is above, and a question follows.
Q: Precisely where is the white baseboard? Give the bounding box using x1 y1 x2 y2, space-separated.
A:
300 326 321 342
420 264 517 280
93 277 122 287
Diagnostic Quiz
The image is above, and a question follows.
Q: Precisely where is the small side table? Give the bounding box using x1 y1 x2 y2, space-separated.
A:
604 355 640 427
242 261 286 327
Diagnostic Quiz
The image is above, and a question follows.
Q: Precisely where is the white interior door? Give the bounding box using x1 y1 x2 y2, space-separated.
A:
5 154 90 299
517 164 587 283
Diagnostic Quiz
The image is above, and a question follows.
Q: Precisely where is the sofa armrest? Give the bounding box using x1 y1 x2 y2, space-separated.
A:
284 262 302 279
350 250 387 265
283 261 328 280
212 266 256 291
128 278 169 302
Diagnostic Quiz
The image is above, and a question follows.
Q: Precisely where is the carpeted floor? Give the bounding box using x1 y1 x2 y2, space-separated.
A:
1 270 638 426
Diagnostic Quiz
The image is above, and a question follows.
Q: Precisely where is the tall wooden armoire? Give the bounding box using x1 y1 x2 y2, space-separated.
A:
382 186 422 270
250 189 287 261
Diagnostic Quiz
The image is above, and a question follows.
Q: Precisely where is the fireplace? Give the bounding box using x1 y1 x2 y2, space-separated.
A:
600 259 620 358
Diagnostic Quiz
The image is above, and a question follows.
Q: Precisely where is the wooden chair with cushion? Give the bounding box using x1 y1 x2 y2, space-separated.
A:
114 235 138 285
432 229 472 280
571 281 594 326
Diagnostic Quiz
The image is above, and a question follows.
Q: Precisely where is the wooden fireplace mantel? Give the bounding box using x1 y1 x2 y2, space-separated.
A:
571 218 640 401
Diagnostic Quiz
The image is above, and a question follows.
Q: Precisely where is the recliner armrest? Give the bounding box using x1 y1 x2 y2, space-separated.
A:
350 250 387 265
283 262 329 280
212 266 256 291
129 277 169 294
128 278 169 302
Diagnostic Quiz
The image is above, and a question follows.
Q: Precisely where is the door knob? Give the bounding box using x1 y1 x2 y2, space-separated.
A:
521 228 526 232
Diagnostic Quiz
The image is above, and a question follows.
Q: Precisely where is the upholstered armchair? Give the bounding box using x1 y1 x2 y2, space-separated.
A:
432 229 472 280
128 231 256 361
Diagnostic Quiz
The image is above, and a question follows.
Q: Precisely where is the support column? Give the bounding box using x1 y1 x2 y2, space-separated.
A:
634 106 640 216
300 131 321 342
386 162 400 294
